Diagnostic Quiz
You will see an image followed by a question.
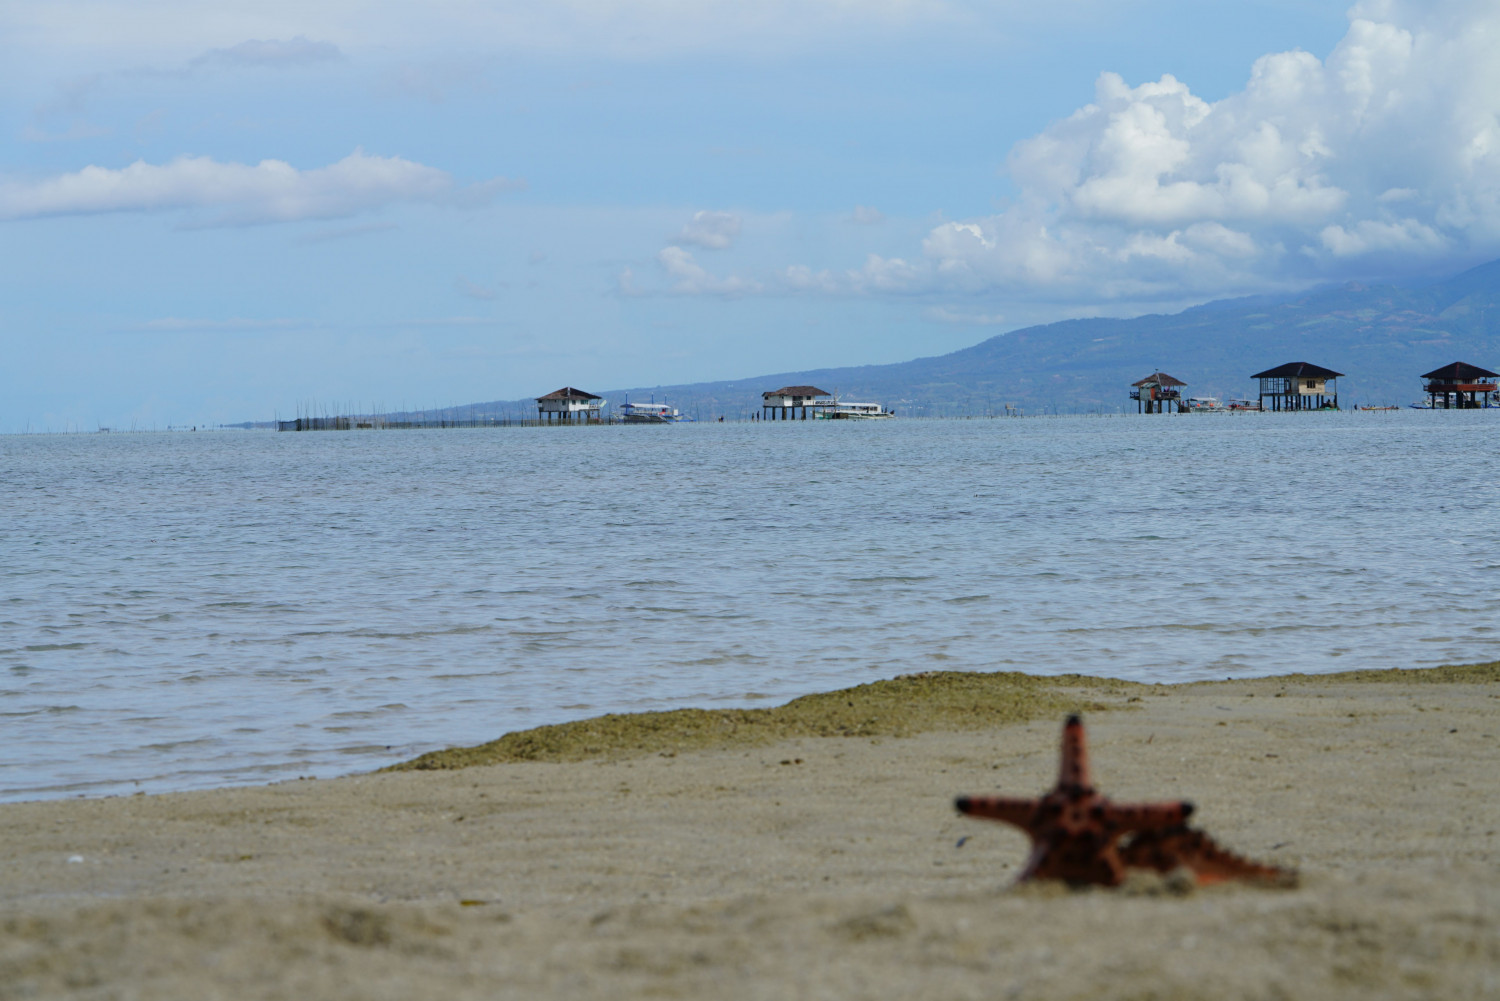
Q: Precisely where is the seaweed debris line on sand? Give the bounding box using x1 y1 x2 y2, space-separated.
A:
956 714 1295 888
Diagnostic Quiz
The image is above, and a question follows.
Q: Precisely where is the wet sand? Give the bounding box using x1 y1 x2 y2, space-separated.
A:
2 666 1498 1000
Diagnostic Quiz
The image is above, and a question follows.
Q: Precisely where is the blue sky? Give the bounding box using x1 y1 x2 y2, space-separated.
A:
4 0 1496 430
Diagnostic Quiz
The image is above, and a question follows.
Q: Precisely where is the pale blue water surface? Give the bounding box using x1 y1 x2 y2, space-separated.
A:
3 413 1498 802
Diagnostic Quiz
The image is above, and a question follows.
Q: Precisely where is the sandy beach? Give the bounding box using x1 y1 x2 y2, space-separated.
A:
2 664 1497 1000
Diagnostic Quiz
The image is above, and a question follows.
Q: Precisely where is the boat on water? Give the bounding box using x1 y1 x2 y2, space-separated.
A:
616 400 695 423
1359 405 1400 411
1186 396 1227 413
817 401 894 419
1225 399 1262 412
1408 399 1500 409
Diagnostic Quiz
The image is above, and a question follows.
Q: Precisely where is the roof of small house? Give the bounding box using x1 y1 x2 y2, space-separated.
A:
1421 361 1500 381
762 385 832 399
1251 362 1344 380
536 386 602 401
1131 371 1187 388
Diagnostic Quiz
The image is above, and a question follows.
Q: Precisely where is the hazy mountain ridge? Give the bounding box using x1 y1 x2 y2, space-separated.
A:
370 258 1500 422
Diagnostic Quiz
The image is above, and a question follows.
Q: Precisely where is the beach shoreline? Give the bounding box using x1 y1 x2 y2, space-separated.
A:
3 664 1497 999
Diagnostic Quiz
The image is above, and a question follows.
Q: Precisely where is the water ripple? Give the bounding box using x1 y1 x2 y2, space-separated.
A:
3 413 1500 800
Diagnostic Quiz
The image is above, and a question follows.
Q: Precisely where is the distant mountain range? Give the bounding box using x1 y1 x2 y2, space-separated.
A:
534 257 1500 417
257 257 1500 424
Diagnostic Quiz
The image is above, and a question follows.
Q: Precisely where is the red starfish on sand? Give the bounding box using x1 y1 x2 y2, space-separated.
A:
955 714 1293 887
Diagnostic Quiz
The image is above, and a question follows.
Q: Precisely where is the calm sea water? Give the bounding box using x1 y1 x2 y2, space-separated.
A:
4 413 1498 802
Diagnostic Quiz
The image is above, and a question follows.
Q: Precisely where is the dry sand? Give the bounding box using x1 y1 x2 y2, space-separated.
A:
3 666 1498 1000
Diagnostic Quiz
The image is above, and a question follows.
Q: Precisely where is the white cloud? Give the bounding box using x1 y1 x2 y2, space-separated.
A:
925 306 1007 325
455 275 498 299
190 36 342 69
855 254 926 292
674 210 741 250
0 149 519 225
833 0 1500 306
1318 218 1448 257
850 205 885 225
27 37 344 125
780 254 931 296
655 246 761 295
4 0 996 61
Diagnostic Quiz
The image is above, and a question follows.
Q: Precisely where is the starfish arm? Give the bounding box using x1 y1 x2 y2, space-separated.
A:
955 795 1041 830
1104 799 1195 833
1120 826 1297 886
1057 714 1092 790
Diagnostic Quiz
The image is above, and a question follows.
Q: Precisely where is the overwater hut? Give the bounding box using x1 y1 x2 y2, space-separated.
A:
1251 362 1343 411
1129 371 1187 414
1421 362 1499 409
536 387 603 423
761 385 834 421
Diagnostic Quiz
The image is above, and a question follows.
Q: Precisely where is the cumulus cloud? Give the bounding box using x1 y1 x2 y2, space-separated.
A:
781 254 928 295
850 205 885 225
906 0 1500 304
675 210 741 249
654 246 761 296
0 149 520 225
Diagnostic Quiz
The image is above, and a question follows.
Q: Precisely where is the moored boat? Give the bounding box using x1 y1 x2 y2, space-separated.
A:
616 400 695 423
818 401 894 419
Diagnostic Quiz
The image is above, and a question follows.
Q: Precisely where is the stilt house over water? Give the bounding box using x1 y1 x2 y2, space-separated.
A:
536 387 604 423
1251 362 1343 411
1129 371 1186 414
761 386 834 420
1421 362 1499 409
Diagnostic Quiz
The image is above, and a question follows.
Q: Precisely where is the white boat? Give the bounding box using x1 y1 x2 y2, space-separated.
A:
616 399 695 423
819 401 894 419
1186 396 1227 413
1226 399 1262 412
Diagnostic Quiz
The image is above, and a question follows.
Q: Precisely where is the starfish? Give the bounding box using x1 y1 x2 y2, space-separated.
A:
955 714 1293 887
